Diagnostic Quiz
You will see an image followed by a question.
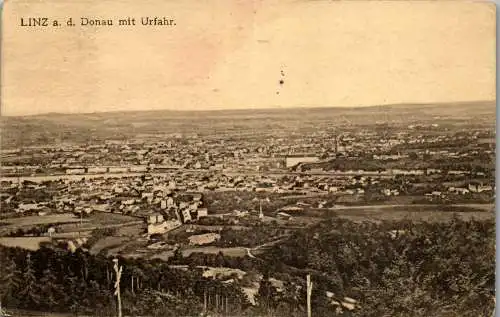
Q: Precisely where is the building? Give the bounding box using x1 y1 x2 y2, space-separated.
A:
468 183 493 193
87 166 108 173
182 209 192 222
66 168 85 175
130 165 148 172
197 208 208 219
108 166 128 173
147 213 165 224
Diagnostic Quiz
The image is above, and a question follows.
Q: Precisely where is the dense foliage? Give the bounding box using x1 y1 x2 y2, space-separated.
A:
0 247 250 316
263 216 495 317
0 216 495 316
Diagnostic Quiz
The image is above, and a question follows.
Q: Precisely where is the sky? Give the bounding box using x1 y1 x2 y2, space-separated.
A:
1 0 496 116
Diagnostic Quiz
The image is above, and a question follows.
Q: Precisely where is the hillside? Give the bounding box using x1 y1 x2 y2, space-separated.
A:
0 100 495 149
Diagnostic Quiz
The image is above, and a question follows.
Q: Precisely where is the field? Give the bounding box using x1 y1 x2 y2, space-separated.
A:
89 236 131 255
0 212 144 236
0 213 84 227
0 237 51 250
58 212 143 231
80 203 496 261
0 213 85 235
327 204 495 222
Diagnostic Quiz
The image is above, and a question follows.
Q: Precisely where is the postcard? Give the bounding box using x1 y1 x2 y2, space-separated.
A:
0 1 496 316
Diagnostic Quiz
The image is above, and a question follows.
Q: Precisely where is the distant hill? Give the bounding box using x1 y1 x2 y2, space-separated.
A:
0 100 495 148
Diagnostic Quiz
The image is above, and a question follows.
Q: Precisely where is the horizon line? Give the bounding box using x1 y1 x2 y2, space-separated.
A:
1 99 496 118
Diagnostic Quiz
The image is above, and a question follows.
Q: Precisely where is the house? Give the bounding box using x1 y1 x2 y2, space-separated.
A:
47 227 56 237
233 210 249 217
382 189 399 196
37 210 49 216
66 168 85 175
92 204 110 212
130 165 148 172
166 197 175 207
66 237 88 253
426 168 442 175
448 187 469 195
189 202 199 211
197 208 208 219
388 230 407 239
87 166 108 173
147 213 165 224
448 170 467 175
17 203 39 213
468 184 492 193
109 167 128 173
182 209 192 222
329 186 339 193
123 199 135 205
478 185 493 192
192 193 202 202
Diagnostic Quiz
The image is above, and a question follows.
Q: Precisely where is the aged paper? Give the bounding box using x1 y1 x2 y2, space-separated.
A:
0 1 496 316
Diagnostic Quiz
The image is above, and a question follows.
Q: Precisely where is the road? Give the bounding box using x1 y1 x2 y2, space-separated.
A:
246 236 290 258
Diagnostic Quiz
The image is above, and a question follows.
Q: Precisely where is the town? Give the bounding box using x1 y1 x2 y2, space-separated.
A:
0 102 495 317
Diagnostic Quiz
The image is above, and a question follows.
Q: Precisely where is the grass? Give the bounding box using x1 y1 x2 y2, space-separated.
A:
89 236 130 255
327 204 495 222
0 213 84 227
0 237 51 250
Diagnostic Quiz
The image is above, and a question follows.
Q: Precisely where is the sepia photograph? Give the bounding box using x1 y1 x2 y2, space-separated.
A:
0 0 496 316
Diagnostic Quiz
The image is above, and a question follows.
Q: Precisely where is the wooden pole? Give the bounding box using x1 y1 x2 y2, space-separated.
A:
307 274 313 317
113 259 123 317
131 274 134 294
204 288 207 312
225 296 228 315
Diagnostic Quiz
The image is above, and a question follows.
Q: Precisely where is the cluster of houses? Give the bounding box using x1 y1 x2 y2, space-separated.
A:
424 183 494 199
146 193 209 235
447 183 494 195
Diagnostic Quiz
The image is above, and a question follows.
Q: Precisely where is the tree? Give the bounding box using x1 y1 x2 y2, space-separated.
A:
65 270 82 316
215 251 226 267
39 262 64 311
18 253 41 309
0 258 21 307
256 272 280 311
